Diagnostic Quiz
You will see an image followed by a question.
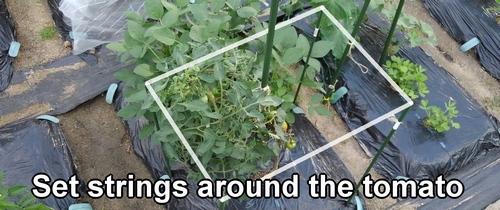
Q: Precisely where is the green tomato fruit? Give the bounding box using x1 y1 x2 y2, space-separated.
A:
286 138 296 149
201 95 208 103
211 87 221 98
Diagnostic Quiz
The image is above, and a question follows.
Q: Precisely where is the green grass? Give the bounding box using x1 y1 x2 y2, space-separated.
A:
484 96 500 110
39 25 56 40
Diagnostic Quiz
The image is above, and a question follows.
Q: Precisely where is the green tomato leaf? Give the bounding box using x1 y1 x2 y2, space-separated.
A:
282 47 303 66
310 93 323 104
190 3 210 22
163 142 178 159
134 64 154 77
152 27 176 45
145 0 164 20
231 144 246 160
127 20 145 41
114 68 144 85
204 19 221 39
282 93 294 103
189 25 205 43
296 34 310 56
126 89 148 103
201 110 223 119
277 86 287 96
212 141 226 154
161 0 179 11
117 104 139 120
236 6 258 18
285 112 295 124
256 95 283 106
180 99 209 111
201 150 212 166
193 46 208 60
306 57 322 71
238 162 259 175
285 76 300 84
311 40 333 58
227 0 240 9
199 73 215 83
197 129 217 155
211 0 226 11
301 77 320 88
140 124 155 139
106 42 127 53
214 61 226 81
253 143 275 162
129 44 145 58
161 10 179 27
246 110 265 121
321 27 347 58
125 11 144 23
280 26 298 50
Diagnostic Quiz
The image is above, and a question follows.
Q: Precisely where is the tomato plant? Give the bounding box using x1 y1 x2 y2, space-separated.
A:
107 0 360 188
107 0 307 183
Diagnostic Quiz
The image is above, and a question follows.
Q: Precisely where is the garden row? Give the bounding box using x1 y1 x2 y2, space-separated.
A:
1 0 500 209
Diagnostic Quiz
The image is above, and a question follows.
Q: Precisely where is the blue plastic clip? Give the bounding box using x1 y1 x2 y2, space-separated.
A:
8 41 20 57
69 203 93 210
292 107 304 114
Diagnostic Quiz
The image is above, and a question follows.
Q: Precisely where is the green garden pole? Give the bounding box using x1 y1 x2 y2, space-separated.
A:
261 0 280 88
378 0 405 65
346 106 411 205
293 12 324 103
327 0 371 97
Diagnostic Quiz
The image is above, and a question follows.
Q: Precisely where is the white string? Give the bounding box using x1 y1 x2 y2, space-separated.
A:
346 41 369 74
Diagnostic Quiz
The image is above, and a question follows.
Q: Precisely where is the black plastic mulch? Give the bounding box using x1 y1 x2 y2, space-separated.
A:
0 119 86 209
422 0 500 80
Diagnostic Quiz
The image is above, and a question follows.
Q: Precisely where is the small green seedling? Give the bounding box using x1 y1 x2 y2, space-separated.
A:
419 99 460 133
487 0 500 23
487 0 500 11
39 25 56 40
384 56 429 99
0 171 53 210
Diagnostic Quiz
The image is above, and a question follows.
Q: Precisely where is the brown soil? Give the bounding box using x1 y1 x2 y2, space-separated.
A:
4 1 165 209
3 0 500 209
57 97 164 210
5 0 71 70
421 117 433 130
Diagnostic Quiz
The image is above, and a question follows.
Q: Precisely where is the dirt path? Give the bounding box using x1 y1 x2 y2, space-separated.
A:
5 1 165 209
6 0 70 70
57 97 164 210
